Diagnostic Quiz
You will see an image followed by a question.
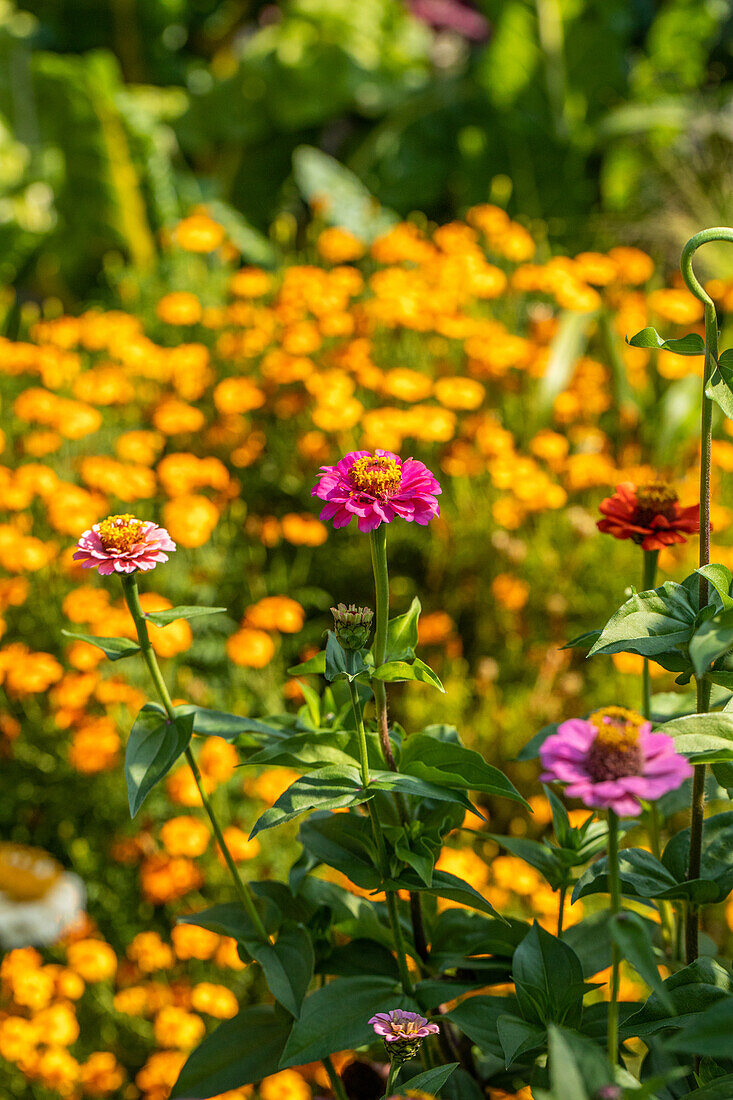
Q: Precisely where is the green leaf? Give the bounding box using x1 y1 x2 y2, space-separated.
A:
516 722 559 762
588 581 698 660
660 712 733 763
512 923 585 1028
322 939 399 981
173 704 282 740
661 811 733 902
288 652 326 676
396 869 502 919
61 629 140 661
697 564 733 608
400 1064 458 1095
496 1014 546 1067
627 327 705 355
279 976 417 1067
385 597 421 661
370 770 481 817
293 145 399 242
125 706 194 817
372 658 444 692
324 632 369 683
690 606 733 677
177 903 275 942
609 912 673 1011
546 1025 613 1100
445 995 515 1059
680 1076 733 1100
667 996 733 1058
624 959 733 1038
399 733 528 806
561 630 602 651
249 925 314 1018
143 605 227 626
170 1004 292 1098
706 349 733 419
572 848 680 904
250 766 373 837
299 812 381 891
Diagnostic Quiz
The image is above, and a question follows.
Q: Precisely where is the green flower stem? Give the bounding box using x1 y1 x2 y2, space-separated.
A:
369 526 429 964
640 550 675 955
557 882 567 938
121 575 270 944
323 1056 349 1100
607 809 621 1067
680 228 733 963
346 681 414 995
370 525 396 770
383 1059 401 1100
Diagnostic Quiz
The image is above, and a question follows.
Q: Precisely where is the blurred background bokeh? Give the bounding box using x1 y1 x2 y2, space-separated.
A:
2 0 733 305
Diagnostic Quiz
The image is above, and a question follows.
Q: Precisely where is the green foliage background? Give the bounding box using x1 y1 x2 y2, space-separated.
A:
2 0 733 303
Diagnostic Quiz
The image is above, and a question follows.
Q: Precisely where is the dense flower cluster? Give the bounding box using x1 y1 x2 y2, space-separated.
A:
3 206 733 1098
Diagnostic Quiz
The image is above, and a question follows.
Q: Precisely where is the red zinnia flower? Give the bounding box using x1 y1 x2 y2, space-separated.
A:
597 481 700 552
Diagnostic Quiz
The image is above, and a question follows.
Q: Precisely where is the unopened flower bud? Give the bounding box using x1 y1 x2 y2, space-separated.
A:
330 603 374 650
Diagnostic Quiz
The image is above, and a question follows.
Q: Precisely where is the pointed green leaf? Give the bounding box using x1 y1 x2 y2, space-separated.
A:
627 327 705 355
401 1064 458 1095
288 652 326 676
660 712 733 763
249 925 314 1018
143 605 227 626
125 706 194 817
609 911 673 1011
399 733 528 806
588 581 698 660
62 629 140 661
690 607 733 676
170 1004 292 1098
372 658 444 692
177 903 275 943
324 632 369 683
385 597 421 661
250 766 372 838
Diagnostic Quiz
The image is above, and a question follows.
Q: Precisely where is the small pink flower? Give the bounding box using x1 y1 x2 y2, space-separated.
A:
369 1009 439 1042
312 450 441 533
540 706 692 817
73 514 176 575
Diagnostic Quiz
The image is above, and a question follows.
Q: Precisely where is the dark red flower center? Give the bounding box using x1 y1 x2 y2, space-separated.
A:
633 481 678 527
349 456 402 498
586 706 645 782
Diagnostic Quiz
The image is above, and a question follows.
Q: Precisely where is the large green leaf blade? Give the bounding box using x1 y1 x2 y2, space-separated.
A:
399 733 528 806
143 605 227 626
62 629 140 661
249 925 314 1018
125 706 194 817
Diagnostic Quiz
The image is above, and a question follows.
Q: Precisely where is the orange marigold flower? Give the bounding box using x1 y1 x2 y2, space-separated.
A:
260 1069 311 1100
126 931 175 973
80 1051 127 1096
191 982 239 1018
154 1005 206 1049
136 1051 187 1096
217 826 260 864
171 923 220 961
153 398 206 435
159 816 210 858
244 596 305 634
174 212 226 253
198 738 238 784
156 292 203 326
491 573 530 612
66 939 117 983
226 627 276 668
163 494 219 548
140 854 204 906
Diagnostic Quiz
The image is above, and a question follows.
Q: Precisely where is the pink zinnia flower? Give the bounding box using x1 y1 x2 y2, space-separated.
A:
312 450 441 532
539 706 692 817
73 514 176 575
369 1009 439 1042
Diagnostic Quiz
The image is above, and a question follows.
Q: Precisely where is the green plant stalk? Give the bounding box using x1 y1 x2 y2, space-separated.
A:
383 1059 401 1100
323 1056 349 1100
370 525 396 770
640 550 675 954
121 574 270 944
346 681 414 995
369 526 429 964
557 881 567 938
607 809 621 1067
680 228 733 963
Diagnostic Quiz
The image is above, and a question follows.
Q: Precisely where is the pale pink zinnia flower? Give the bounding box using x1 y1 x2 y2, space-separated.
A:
540 706 692 817
312 450 441 532
369 1010 439 1061
73 514 176 575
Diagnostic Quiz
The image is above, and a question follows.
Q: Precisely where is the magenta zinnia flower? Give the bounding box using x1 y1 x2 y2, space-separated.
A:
539 706 692 817
73 514 176 575
369 1009 439 1042
312 450 441 532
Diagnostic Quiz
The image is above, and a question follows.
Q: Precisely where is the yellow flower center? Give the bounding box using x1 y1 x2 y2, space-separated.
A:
587 706 645 781
97 514 146 552
349 455 403 497
635 481 678 520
